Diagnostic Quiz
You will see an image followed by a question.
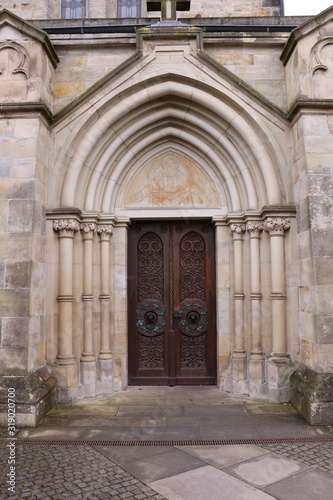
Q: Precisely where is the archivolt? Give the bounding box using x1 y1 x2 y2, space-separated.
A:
59 77 284 213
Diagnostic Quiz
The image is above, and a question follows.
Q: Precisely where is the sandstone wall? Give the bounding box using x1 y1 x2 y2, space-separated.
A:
0 0 282 20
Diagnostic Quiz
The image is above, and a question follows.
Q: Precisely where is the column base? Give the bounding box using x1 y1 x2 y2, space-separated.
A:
80 361 97 397
99 351 113 361
57 354 77 366
96 359 114 395
0 367 56 428
290 364 333 425
232 355 248 394
267 356 292 403
51 363 79 402
249 357 265 396
81 353 96 363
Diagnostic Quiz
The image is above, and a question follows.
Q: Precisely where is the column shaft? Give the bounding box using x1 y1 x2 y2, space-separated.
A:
81 223 96 362
247 221 263 359
231 224 245 357
265 217 290 358
53 219 79 366
97 225 113 360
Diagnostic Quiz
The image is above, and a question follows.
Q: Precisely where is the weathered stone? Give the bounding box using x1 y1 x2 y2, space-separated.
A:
1 317 29 346
316 315 333 344
12 157 36 178
0 367 56 427
312 228 333 257
290 365 333 425
7 199 34 232
0 158 11 177
0 260 4 289
0 345 28 373
0 289 29 317
5 259 31 288
0 178 34 199
0 233 32 259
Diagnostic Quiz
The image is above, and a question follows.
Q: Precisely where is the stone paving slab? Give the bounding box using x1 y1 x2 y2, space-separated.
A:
263 468 333 500
148 465 275 500
176 444 270 468
109 449 206 484
226 454 306 487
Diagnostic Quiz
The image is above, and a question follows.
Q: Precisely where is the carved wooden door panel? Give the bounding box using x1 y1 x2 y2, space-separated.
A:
128 221 216 385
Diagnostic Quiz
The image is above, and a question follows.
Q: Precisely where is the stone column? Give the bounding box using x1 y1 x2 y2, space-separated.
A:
213 218 232 392
230 223 247 393
247 220 264 395
52 219 79 400
80 222 97 396
264 217 291 402
96 224 114 394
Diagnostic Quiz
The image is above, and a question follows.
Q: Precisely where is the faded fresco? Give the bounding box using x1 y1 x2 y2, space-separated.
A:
124 152 220 207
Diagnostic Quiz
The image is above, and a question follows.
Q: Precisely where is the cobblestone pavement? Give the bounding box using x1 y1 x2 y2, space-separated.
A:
0 443 165 500
259 441 333 473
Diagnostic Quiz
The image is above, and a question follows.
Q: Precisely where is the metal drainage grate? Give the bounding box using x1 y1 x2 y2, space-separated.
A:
15 436 333 447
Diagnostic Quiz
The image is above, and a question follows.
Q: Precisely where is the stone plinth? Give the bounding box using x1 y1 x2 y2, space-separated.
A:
51 364 79 403
80 361 97 398
96 359 114 395
249 358 265 396
232 356 248 394
290 365 333 425
267 357 292 403
0 367 56 427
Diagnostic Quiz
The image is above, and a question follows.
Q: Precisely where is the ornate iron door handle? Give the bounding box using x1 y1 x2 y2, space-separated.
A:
173 310 183 323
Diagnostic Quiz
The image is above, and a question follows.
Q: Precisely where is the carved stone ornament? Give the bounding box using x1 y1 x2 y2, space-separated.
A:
53 219 80 237
264 217 290 235
80 222 96 239
97 224 113 241
0 41 29 79
125 152 220 208
311 37 333 74
246 221 263 237
230 223 246 238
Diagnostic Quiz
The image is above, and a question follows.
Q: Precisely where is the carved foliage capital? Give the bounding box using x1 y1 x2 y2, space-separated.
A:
97 224 113 241
264 217 290 235
53 219 80 237
230 223 246 239
246 221 263 237
80 222 97 240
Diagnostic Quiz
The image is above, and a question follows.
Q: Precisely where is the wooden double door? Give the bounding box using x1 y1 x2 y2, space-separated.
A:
128 220 216 385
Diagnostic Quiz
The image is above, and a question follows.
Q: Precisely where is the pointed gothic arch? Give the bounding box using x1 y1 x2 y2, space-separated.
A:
47 43 296 401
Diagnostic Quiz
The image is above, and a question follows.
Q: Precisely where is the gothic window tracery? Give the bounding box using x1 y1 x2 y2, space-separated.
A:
118 0 141 17
61 0 85 19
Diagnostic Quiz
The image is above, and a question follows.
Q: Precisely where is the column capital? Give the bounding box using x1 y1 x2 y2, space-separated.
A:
53 219 80 238
80 222 96 240
264 217 290 235
97 224 113 241
246 220 263 238
230 223 246 240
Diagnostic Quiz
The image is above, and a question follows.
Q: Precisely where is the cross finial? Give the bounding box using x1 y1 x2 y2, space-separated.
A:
161 0 177 21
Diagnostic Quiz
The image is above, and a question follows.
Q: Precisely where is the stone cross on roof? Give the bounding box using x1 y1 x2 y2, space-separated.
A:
161 0 177 21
